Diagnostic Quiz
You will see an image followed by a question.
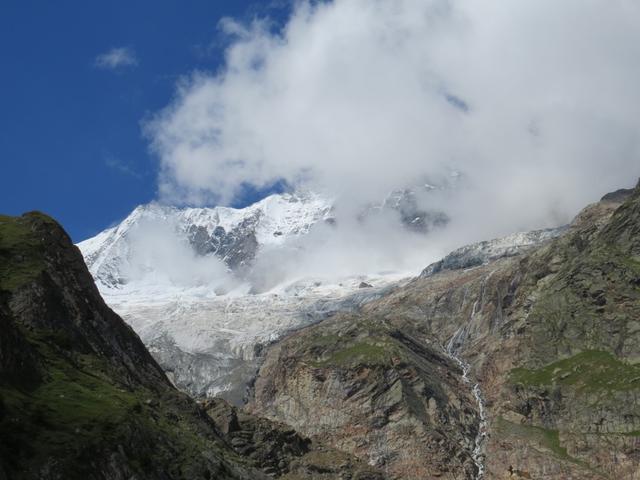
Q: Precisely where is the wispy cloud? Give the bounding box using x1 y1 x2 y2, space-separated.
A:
94 47 138 70
104 153 143 179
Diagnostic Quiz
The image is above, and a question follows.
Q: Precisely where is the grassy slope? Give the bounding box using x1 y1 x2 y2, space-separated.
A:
511 350 640 393
0 213 48 290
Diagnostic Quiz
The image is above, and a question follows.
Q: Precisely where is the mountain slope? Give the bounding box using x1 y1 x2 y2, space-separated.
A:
248 313 483 479
246 182 640 479
0 212 265 480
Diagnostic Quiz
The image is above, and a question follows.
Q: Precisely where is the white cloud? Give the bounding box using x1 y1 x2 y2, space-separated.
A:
125 216 235 290
145 0 640 263
95 47 138 70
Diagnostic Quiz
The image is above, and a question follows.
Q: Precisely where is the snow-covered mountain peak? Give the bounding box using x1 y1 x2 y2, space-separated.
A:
78 191 333 291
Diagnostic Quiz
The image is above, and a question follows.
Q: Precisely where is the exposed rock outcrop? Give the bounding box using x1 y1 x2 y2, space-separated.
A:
205 397 387 479
248 313 483 479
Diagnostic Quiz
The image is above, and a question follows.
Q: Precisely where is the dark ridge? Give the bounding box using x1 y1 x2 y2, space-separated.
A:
601 187 635 203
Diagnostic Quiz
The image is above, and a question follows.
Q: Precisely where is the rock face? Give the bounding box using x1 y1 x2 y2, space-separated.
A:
378 188 449 233
247 181 640 479
248 314 481 479
205 397 387 479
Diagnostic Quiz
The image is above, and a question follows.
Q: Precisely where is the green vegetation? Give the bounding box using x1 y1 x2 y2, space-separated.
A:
319 341 392 367
0 214 49 291
496 417 573 461
510 350 640 392
302 315 403 368
304 325 398 368
0 331 239 479
307 333 342 347
1 357 137 462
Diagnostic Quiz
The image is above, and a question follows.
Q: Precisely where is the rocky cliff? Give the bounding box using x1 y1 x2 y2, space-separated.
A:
247 181 640 479
205 397 386 479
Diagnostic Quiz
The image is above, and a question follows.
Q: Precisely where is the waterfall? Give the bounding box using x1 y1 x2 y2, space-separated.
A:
444 326 488 480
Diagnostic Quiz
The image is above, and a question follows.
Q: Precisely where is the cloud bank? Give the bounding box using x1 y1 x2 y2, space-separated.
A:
95 47 138 70
145 0 640 256
124 216 235 291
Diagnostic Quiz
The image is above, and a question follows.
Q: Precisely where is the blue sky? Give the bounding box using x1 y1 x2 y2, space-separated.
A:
0 1 289 241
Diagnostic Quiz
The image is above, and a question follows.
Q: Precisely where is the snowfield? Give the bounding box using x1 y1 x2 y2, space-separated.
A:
99 273 407 403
